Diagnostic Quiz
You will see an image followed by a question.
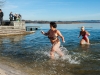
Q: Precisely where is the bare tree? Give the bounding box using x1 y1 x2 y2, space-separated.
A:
0 0 5 7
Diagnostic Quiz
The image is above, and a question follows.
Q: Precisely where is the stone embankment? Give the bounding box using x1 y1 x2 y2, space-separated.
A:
0 21 34 36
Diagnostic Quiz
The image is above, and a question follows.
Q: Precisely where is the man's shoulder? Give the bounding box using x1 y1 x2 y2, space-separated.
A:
0 12 3 14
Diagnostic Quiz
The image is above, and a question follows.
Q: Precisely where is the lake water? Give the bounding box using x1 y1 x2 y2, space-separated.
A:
0 23 100 75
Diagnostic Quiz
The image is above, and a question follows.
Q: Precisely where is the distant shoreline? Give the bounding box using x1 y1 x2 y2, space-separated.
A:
3 20 100 24
25 22 100 24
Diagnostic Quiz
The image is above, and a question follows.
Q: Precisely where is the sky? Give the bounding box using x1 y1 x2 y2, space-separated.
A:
1 0 100 21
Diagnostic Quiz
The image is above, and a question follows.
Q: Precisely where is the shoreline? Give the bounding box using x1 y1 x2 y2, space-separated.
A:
0 56 29 75
0 63 28 75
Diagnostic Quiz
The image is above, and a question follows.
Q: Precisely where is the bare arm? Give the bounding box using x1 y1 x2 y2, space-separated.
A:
41 30 50 36
86 31 90 36
57 30 65 42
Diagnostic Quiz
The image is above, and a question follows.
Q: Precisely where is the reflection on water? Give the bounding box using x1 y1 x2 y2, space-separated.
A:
0 23 100 75
0 35 24 44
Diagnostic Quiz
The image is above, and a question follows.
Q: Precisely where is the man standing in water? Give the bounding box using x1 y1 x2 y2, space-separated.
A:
0 9 4 25
78 26 90 45
41 22 65 59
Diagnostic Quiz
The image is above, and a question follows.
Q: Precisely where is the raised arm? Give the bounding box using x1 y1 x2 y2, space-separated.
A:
57 30 65 42
41 30 50 36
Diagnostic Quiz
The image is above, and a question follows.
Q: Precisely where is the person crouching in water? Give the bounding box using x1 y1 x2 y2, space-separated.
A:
41 22 65 59
78 26 90 45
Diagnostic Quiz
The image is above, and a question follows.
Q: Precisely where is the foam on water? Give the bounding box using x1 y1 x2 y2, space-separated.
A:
37 45 80 64
60 46 80 64
90 42 100 45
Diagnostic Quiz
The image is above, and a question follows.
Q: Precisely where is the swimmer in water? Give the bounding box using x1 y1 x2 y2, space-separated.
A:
41 22 65 59
78 26 90 45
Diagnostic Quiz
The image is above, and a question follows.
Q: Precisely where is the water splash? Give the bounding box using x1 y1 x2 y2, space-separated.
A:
90 42 100 45
38 45 80 64
60 46 80 64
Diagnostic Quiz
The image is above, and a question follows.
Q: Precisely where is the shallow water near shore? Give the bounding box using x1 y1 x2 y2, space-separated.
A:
0 23 100 75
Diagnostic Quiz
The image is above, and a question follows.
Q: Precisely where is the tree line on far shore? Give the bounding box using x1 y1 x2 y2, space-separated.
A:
3 20 100 24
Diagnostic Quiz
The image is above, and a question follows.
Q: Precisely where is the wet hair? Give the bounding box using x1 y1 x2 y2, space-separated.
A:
81 26 85 29
50 22 57 28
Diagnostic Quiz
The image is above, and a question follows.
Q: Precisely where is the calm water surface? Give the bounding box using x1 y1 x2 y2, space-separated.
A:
0 23 100 75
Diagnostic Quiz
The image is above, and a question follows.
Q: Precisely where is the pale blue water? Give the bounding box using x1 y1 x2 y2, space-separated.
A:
0 23 100 75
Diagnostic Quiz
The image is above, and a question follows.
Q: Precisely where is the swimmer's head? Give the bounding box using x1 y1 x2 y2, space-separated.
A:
81 26 85 31
50 22 57 29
